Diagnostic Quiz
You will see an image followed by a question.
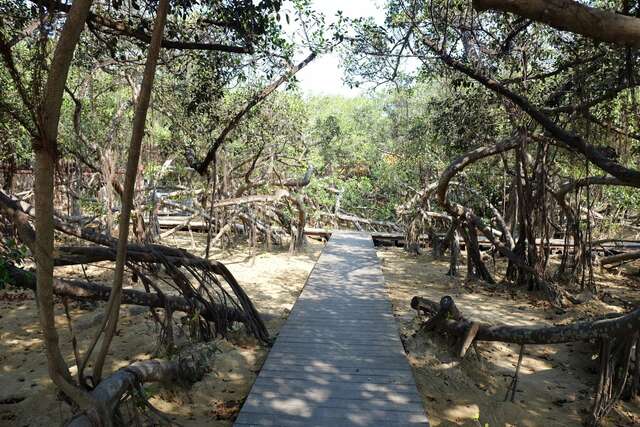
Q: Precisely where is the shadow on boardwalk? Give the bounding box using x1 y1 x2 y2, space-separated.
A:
235 232 429 426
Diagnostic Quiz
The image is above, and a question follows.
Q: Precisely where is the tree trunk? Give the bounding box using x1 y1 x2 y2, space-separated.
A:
461 221 494 283
89 0 168 385
446 219 461 276
473 0 640 47
32 0 95 411
289 194 306 253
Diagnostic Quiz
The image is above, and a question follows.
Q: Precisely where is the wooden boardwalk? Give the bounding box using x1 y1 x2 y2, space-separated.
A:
234 232 428 426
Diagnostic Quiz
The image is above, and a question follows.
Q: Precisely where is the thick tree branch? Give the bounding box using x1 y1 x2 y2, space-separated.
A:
7 264 250 325
413 295 640 344
41 0 252 53
195 51 317 175
473 0 640 47
419 35 640 185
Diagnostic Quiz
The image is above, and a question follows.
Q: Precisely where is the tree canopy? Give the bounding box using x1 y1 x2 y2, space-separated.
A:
2 0 640 425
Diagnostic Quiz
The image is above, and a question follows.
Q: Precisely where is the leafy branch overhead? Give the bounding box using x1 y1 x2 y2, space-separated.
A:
2 0 640 426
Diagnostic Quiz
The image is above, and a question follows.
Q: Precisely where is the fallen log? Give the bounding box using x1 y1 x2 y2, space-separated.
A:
599 250 640 266
412 295 640 426
411 295 639 344
7 264 250 325
67 358 205 427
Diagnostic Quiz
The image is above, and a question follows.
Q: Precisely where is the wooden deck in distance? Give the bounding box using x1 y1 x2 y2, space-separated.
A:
234 231 429 426
157 216 640 254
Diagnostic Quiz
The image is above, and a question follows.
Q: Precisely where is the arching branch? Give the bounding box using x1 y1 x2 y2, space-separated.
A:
436 138 564 305
195 51 317 175
40 0 252 54
473 0 640 47
409 20 640 186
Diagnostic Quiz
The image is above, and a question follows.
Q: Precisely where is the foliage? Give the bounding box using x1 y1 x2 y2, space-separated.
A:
0 237 27 288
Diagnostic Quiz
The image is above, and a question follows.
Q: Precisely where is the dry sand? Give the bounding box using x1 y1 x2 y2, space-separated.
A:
0 236 323 426
2 235 640 427
378 247 640 427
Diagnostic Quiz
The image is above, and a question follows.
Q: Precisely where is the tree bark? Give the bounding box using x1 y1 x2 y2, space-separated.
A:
412 295 640 344
7 264 252 325
461 222 494 283
67 359 205 427
599 250 640 266
288 193 306 253
446 219 461 276
90 0 168 385
473 0 640 47
32 0 95 410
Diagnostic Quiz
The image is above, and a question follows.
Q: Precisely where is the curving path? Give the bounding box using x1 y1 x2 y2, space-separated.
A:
234 231 429 426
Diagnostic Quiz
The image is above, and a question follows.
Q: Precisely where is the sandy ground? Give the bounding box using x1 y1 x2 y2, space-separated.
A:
0 235 323 426
3 234 640 427
378 247 640 427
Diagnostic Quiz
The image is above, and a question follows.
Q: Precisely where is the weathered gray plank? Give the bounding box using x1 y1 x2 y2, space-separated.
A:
234 232 428 426
235 410 428 426
268 342 405 354
247 378 422 400
256 370 417 385
265 352 407 368
242 395 426 414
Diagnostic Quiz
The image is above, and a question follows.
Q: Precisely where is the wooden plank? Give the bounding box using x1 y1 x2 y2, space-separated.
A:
256 369 417 385
262 354 412 369
267 343 405 355
234 232 428 426
235 411 429 426
247 377 421 399
241 396 426 415
275 337 402 347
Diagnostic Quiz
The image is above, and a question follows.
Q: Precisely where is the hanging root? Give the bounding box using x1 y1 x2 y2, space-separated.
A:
57 243 270 344
9 256 270 346
504 344 525 402
0 189 269 344
589 333 638 426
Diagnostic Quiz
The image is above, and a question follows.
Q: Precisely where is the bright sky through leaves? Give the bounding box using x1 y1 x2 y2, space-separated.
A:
286 0 385 96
